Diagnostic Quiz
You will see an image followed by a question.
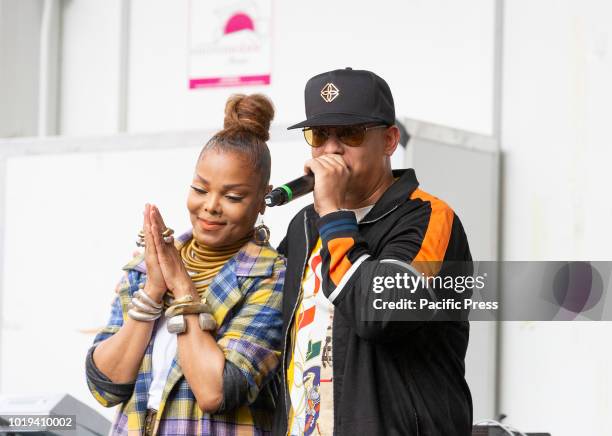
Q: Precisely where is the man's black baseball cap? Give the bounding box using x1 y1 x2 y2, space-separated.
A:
288 67 395 129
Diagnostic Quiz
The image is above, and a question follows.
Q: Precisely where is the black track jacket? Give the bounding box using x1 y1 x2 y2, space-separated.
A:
273 168 473 436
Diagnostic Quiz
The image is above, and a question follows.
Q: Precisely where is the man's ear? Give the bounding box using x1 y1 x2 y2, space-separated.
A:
383 125 401 156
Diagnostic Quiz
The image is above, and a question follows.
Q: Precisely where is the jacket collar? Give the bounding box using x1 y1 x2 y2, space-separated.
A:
304 168 420 226
122 230 278 278
359 168 419 223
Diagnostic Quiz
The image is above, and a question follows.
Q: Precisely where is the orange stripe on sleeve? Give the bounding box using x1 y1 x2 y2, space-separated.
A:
410 189 454 276
327 237 355 286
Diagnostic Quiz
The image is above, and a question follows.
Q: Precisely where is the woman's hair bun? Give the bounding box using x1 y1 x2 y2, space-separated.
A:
223 94 275 141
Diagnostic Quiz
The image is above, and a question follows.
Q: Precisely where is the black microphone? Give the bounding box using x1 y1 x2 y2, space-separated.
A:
265 174 315 207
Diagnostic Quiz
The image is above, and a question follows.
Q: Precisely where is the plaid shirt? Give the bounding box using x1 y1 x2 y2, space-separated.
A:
87 231 285 435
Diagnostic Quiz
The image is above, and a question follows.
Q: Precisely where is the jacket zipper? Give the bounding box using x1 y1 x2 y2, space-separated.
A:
281 211 311 417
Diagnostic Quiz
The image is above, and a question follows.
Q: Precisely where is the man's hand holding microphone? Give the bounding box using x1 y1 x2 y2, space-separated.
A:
265 154 350 217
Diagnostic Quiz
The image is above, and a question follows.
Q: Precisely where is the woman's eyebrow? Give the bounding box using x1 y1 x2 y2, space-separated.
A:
195 175 250 190
223 183 250 189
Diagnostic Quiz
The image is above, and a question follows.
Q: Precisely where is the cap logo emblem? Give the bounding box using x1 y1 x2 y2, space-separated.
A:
320 83 339 103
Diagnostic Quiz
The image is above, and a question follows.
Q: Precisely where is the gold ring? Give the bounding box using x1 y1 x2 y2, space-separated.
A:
136 230 146 247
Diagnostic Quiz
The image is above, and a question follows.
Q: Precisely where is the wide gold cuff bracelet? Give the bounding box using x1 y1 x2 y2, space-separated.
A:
164 302 212 318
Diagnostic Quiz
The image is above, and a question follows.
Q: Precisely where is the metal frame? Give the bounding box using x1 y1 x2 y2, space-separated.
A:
38 0 61 136
403 118 498 153
118 0 131 132
493 0 505 419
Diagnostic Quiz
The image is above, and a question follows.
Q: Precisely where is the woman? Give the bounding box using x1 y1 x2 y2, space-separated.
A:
86 94 284 435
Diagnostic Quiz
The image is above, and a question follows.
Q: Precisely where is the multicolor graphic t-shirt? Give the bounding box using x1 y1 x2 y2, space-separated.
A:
287 238 333 436
286 205 373 436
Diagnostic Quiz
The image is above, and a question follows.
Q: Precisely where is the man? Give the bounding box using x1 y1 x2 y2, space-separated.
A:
274 68 473 436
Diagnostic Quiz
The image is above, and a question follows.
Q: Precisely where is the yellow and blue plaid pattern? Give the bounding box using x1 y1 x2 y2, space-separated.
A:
87 231 285 435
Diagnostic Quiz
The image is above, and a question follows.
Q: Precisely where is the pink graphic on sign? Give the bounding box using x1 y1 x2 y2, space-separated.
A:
224 12 255 34
189 74 270 89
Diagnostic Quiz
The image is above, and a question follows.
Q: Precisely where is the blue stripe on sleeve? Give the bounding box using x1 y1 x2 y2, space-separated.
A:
320 224 359 240
319 219 358 237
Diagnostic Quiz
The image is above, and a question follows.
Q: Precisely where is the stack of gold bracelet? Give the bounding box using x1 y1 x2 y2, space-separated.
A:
165 295 216 334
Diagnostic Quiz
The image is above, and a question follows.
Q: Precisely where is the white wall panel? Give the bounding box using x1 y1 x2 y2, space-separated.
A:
126 0 494 135
500 1 612 435
59 0 122 135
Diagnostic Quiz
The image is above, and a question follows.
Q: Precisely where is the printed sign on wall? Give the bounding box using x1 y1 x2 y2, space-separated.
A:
188 0 272 89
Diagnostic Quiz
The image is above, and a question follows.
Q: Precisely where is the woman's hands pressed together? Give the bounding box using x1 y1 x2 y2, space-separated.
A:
142 203 168 303
147 204 197 300
147 205 225 412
